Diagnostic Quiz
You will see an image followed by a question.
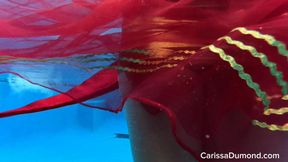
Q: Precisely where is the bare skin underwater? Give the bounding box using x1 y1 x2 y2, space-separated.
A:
125 100 197 162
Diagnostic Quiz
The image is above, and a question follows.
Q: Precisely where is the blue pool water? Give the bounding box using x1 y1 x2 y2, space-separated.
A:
0 74 133 162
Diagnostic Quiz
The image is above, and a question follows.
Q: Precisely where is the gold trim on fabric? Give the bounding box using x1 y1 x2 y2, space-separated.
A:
90 64 178 73
218 36 288 95
264 107 288 115
252 120 288 131
232 27 288 57
206 44 270 107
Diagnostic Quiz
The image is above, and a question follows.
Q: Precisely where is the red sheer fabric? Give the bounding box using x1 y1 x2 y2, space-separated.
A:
0 0 288 161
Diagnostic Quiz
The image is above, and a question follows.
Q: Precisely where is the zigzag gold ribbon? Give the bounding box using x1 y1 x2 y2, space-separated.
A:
232 27 288 57
219 36 288 95
206 44 270 108
264 107 288 115
119 56 186 65
90 64 178 73
252 120 288 131
281 95 288 100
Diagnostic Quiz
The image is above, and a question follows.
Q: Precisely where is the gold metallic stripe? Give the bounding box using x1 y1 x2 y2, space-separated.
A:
219 36 288 95
175 50 196 55
123 49 197 57
282 95 288 100
119 56 186 65
1 56 186 67
264 107 288 115
1 55 190 69
232 27 288 57
0 47 196 65
256 94 282 101
122 49 150 55
252 120 288 131
206 44 270 107
90 64 178 73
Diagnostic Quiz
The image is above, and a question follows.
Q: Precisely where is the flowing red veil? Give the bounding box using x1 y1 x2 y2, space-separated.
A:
0 0 287 161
